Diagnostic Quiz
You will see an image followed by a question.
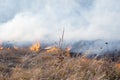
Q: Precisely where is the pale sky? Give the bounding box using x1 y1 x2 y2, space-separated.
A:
0 0 120 41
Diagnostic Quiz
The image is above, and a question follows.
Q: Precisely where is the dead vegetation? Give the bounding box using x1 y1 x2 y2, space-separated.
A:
0 46 120 80
0 31 120 80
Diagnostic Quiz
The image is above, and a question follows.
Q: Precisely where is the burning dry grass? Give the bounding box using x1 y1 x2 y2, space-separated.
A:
29 41 41 52
0 46 120 80
0 47 3 50
46 46 61 55
45 46 71 57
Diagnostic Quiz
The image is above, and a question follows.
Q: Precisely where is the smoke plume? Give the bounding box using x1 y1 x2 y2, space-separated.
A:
0 0 120 42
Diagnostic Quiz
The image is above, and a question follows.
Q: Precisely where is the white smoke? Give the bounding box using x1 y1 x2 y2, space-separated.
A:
0 0 120 41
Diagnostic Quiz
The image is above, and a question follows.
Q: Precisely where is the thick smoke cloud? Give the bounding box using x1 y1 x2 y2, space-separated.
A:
0 0 120 41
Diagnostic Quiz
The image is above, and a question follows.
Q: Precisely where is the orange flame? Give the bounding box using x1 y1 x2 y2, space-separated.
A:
115 63 120 69
46 47 60 53
0 41 3 50
64 46 72 57
45 46 72 57
30 41 41 52
0 47 3 50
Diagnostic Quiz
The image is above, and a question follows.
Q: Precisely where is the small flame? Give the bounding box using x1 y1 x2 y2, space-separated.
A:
0 41 3 50
66 46 71 52
115 63 120 69
46 47 60 53
64 46 72 57
30 41 41 52
45 46 72 57
0 47 3 50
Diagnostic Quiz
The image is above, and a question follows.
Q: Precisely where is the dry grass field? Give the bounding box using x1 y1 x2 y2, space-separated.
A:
0 42 120 80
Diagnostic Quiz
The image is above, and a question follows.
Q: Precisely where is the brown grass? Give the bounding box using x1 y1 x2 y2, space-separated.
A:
0 47 120 80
